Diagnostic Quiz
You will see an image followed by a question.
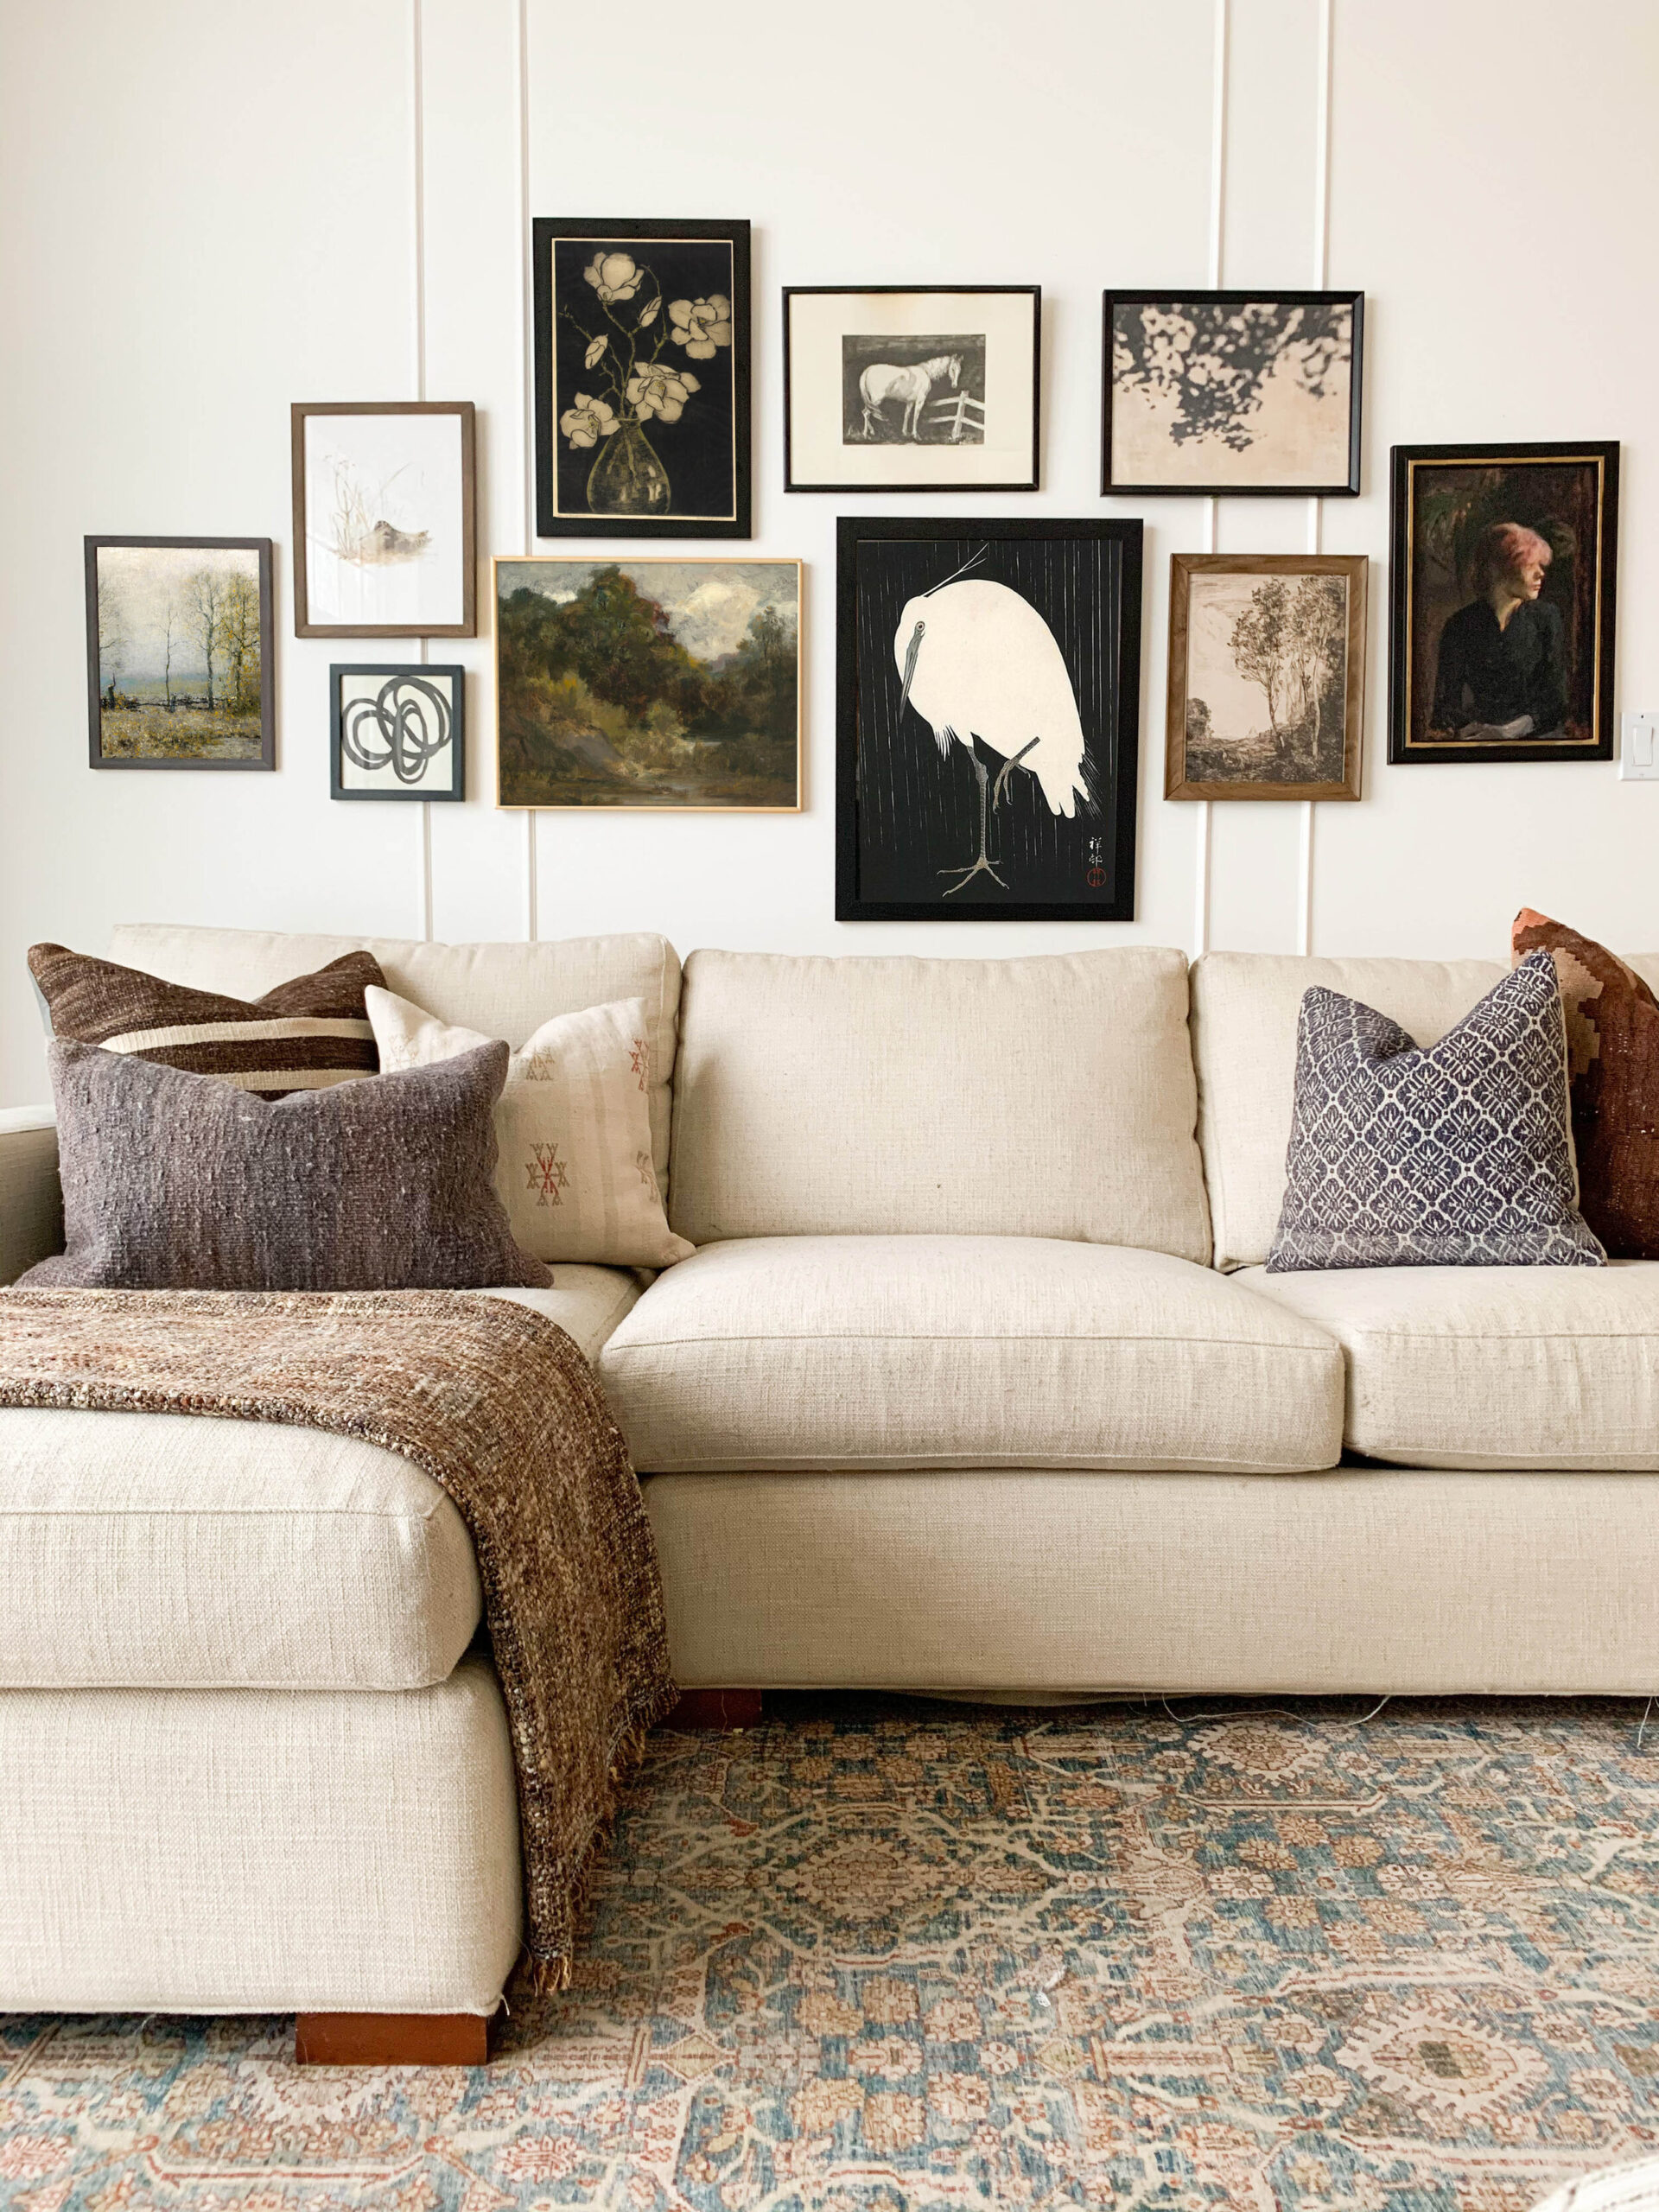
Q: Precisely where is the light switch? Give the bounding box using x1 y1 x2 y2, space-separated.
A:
1621 713 1659 779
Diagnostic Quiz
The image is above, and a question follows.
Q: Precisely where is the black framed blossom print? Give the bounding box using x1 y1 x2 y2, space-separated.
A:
533 218 750 538
1103 290 1363 496
1389 441 1618 764
837 518 1142 922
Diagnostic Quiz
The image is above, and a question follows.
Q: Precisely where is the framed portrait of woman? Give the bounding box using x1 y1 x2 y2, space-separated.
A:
1389 441 1618 764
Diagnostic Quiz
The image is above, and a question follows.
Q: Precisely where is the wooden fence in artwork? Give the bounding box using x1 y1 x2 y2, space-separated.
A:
927 391 987 442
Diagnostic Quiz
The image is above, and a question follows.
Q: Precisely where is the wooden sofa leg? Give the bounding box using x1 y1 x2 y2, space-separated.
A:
666 1688 763 1730
295 2012 490 2067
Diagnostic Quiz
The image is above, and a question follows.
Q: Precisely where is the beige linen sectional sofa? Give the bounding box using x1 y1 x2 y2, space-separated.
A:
4 922 1659 2035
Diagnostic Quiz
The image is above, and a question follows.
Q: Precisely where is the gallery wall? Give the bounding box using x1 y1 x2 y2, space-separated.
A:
2 0 1656 1103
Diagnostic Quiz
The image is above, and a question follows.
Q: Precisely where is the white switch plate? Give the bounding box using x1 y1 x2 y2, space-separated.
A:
1621 713 1659 779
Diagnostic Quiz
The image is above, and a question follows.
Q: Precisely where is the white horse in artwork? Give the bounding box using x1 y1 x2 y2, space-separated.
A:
858 353 962 442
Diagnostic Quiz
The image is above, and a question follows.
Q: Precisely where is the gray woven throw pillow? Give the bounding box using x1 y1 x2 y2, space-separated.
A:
1267 950 1605 1272
22 1037 551 1292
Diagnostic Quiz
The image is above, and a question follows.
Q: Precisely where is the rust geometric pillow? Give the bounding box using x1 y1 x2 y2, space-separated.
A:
1512 908 1659 1258
28 943 385 1100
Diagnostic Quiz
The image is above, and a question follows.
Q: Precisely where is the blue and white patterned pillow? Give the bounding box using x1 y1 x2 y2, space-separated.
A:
1266 950 1606 1272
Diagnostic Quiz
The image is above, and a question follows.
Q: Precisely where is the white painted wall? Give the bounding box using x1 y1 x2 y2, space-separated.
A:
3 0 1656 1103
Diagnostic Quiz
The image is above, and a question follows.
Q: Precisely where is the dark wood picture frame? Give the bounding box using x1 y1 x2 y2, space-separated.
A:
330 664 466 802
84 535 275 772
1166 553 1367 802
1389 440 1618 765
837 517 1142 923
1103 289 1363 498
782 284 1041 493
291 401 477 639
532 217 751 540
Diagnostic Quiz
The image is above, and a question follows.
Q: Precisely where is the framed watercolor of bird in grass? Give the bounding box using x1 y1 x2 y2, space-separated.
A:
836 518 1142 921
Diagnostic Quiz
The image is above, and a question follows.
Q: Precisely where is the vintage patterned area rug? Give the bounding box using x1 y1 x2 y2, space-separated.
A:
4 1694 1659 2212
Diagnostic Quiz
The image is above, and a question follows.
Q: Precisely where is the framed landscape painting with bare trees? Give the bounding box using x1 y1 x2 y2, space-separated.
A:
85 537 274 770
1166 553 1366 801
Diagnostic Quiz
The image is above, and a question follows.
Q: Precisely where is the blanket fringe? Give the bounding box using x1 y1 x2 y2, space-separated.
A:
520 1702 672 1997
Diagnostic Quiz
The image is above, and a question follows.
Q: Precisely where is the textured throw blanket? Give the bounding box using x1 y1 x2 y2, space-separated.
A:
0 1287 677 1989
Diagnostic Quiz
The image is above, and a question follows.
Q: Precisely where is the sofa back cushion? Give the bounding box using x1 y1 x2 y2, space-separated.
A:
1192 951 1505 1270
668 948 1211 1260
109 924 681 1182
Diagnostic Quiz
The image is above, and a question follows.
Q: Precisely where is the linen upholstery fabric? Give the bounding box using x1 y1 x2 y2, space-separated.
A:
28 941 383 1096
0 1269 640 1690
1242 1260 1659 1469
1192 950 1505 1269
110 921 682 1185
1266 954 1604 1271
1513 908 1659 1258
0 1108 60 1283
668 948 1211 1261
644 1466 1659 1694
0 1287 674 1986
25 1037 547 1292
368 985 694 1268
599 1235 1343 1473
0 1656 520 2013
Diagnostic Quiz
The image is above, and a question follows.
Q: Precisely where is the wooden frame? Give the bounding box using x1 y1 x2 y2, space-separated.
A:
532 217 751 539
330 664 466 801
782 284 1041 493
1389 440 1619 765
84 535 275 772
1166 553 1367 802
493 555 802 811
290 401 477 639
1103 289 1363 498
836 516 1142 923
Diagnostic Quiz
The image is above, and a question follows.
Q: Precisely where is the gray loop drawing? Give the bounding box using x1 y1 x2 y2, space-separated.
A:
341 674 453 785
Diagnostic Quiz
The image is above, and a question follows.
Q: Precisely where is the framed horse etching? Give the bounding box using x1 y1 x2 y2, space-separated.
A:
785 287 1040 493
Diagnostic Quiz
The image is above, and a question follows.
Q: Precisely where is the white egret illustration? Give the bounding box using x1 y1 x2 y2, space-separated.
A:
893 549 1089 895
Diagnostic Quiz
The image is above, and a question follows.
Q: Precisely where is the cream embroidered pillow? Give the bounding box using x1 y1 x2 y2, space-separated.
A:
366 987 693 1268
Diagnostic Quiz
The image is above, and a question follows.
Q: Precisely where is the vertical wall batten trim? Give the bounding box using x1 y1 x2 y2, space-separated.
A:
1299 0 1334 958
514 0 538 938
410 0 435 940
1193 0 1229 963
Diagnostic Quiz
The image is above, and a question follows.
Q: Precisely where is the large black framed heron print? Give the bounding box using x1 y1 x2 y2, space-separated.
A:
836 518 1142 921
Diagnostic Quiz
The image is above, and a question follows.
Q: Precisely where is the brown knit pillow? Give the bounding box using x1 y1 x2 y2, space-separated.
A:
21 1039 550 1293
28 943 385 1098
1512 907 1659 1258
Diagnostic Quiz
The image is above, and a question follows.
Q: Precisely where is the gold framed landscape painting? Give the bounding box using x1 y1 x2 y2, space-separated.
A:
494 556 801 810
1166 552 1367 801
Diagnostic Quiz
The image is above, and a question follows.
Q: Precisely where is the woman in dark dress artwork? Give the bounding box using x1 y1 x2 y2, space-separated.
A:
1430 522 1567 741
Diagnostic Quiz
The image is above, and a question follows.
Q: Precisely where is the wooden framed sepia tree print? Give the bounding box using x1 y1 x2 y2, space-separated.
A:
783 286 1040 493
1103 291 1363 496
837 518 1142 921
494 556 799 810
533 218 750 538
291 402 476 637
85 537 274 770
1166 554 1367 801
1389 441 1618 765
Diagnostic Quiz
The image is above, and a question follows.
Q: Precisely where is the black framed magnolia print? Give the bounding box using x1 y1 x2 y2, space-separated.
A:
1166 554 1367 802
1103 291 1363 496
84 537 274 770
495 556 799 810
1389 442 1618 765
837 518 1142 922
291 402 476 637
784 287 1039 492
533 218 750 538
330 665 465 801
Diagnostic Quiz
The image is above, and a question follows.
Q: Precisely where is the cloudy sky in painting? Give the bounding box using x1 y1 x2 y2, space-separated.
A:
95 543 260 678
499 560 798 663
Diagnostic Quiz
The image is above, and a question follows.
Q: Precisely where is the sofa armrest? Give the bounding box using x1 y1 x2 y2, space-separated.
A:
0 1109 62 1283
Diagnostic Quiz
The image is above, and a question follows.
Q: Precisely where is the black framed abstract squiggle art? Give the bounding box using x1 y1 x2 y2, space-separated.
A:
330 665 465 801
836 518 1142 922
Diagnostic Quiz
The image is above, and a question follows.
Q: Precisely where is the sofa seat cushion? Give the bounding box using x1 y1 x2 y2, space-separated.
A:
597 1236 1344 1473
0 1268 642 1690
1241 1261 1659 1469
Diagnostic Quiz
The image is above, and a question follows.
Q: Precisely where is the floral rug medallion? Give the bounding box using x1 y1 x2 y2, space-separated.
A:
4 1694 1659 2210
